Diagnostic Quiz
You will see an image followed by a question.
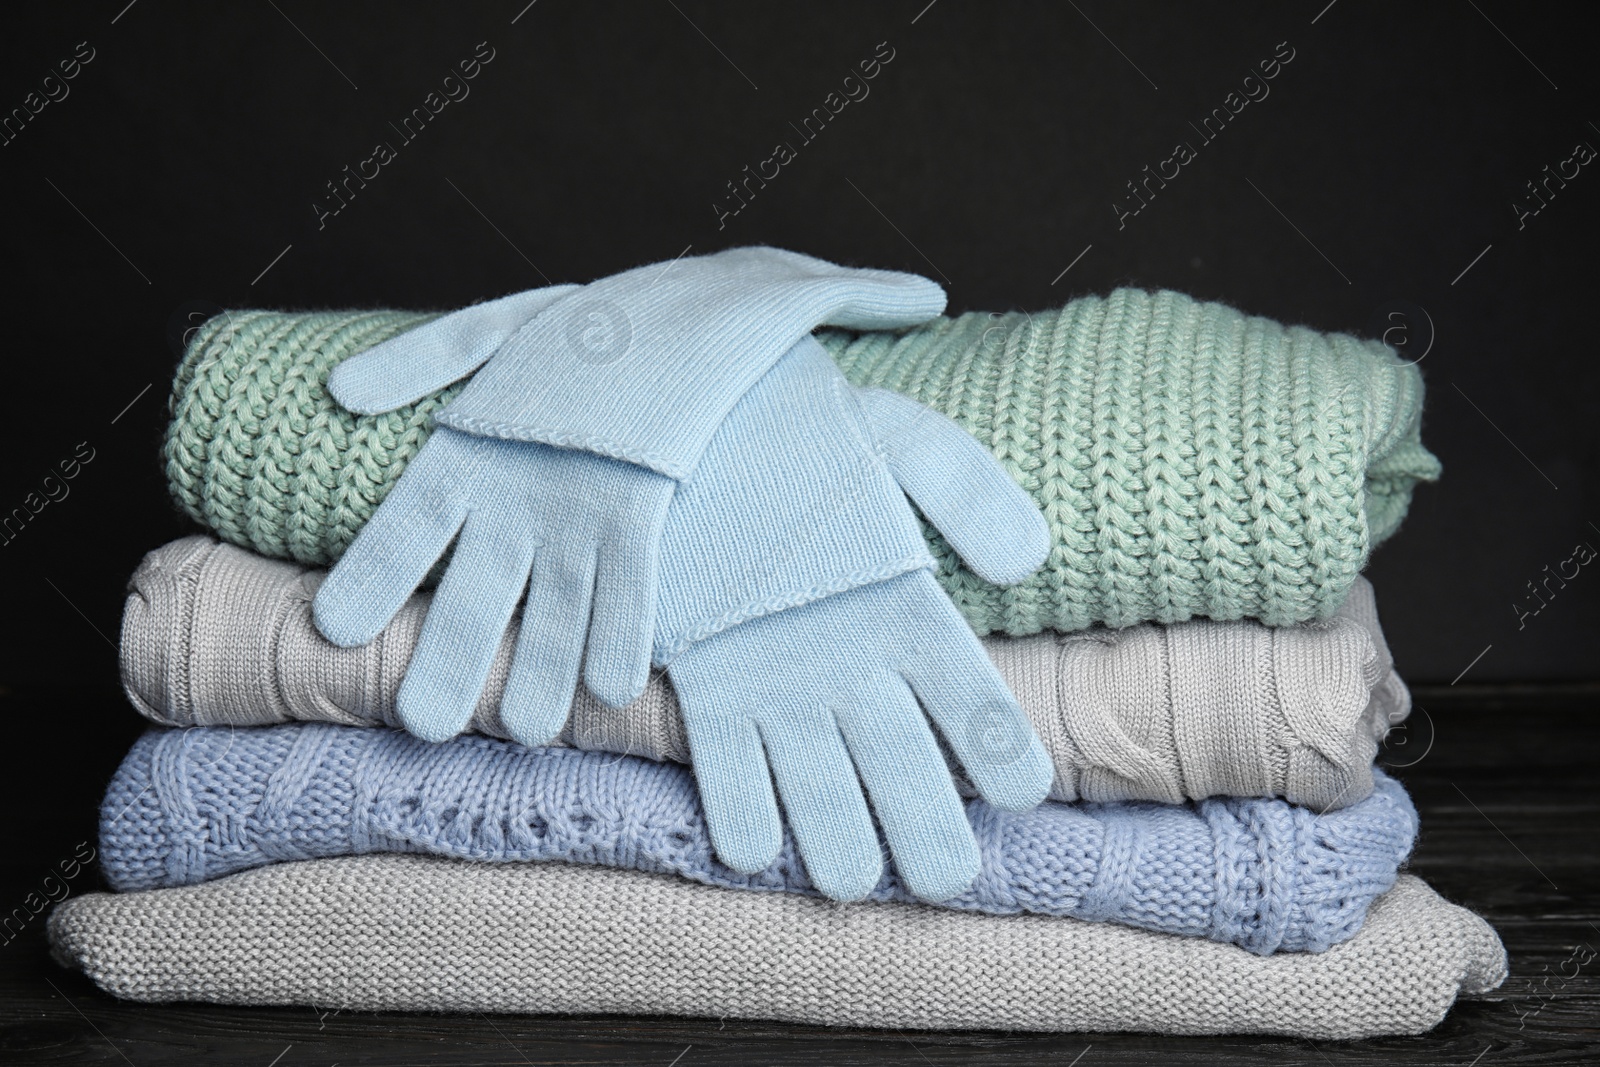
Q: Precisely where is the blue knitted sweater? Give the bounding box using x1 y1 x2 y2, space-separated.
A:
101 725 1416 954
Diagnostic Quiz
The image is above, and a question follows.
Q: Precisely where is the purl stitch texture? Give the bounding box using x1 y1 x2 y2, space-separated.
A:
164 289 1440 631
49 857 1507 1038
100 724 1418 954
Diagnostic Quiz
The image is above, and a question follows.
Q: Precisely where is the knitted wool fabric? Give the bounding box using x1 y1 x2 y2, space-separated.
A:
122 535 1410 809
164 290 1440 631
100 724 1418 954
49 857 1507 1038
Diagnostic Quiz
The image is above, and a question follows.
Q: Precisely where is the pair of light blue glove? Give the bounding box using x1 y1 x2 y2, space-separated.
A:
313 247 1054 901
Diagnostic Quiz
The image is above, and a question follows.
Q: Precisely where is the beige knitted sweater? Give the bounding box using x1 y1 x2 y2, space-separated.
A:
122 536 1409 808
50 855 1504 1038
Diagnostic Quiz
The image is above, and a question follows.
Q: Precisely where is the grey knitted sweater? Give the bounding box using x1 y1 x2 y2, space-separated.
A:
50 855 1504 1038
122 536 1410 808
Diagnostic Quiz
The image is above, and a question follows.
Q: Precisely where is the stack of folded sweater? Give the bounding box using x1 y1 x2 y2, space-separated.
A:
50 251 1505 1040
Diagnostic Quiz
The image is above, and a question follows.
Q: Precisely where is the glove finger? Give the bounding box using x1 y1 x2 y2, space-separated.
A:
396 510 539 743
758 701 883 902
583 531 662 709
499 543 598 747
312 433 471 647
896 576 1053 812
331 286 583 414
671 682 784 874
859 387 1050 586
835 677 980 903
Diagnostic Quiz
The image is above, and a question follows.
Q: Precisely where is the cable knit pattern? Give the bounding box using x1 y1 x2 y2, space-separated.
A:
120 536 1409 809
99 724 1417 954
49 858 1505 1037
164 291 1440 631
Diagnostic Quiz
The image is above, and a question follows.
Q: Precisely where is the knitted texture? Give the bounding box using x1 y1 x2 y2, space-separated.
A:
164 289 1441 631
99 724 1418 953
311 426 676 742
660 569 1053 902
49 857 1507 1037
344 247 948 479
311 250 953 741
629 336 1052 900
122 536 1409 809
651 337 1049 662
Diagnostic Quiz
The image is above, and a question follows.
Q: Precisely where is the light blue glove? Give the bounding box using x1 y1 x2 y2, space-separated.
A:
650 336 1055 903
422 246 948 479
669 570 1051 904
313 428 674 744
314 249 946 747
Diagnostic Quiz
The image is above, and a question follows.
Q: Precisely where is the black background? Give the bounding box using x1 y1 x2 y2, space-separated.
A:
5 2 1597 698
0 2 1597 1061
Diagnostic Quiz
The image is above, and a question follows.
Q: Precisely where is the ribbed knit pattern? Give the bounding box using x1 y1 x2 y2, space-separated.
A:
100 724 1417 954
49 858 1507 1038
165 290 1440 631
121 535 1410 809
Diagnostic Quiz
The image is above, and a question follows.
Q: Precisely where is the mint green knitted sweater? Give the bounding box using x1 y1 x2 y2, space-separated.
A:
164 289 1439 632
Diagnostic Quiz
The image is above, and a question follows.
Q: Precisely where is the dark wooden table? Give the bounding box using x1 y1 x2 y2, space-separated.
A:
2 684 1597 1065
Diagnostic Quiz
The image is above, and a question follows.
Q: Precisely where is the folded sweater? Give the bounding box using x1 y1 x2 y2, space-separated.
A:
101 723 1417 953
166 290 1440 631
50 856 1506 1038
122 535 1410 809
